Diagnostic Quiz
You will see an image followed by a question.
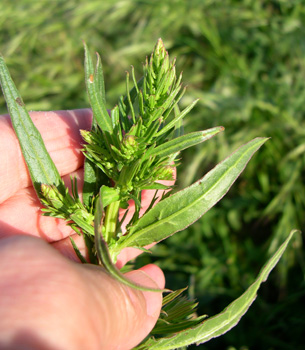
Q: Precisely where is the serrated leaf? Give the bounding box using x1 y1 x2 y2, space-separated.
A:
0 55 63 197
117 138 268 251
144 127 224 160
135 230 299 350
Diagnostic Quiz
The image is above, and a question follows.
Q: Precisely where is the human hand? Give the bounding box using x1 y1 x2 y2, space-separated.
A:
0 109 167 350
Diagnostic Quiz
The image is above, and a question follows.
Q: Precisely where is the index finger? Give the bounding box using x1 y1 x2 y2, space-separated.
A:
0 109 92 204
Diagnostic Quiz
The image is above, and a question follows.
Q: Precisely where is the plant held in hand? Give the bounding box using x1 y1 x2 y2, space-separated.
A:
0 39 298 349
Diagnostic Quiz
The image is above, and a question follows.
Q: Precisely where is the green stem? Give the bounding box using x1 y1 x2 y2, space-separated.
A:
104 200 121 242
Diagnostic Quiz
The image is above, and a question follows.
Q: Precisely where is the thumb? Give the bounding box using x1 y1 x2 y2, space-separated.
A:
0 236 164 350
82 263 165 350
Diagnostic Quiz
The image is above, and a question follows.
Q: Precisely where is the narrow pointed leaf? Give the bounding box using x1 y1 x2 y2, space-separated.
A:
161 287 188 307
84 43 113 133
100 185 120 208
123 76 144 118
173 104 184 139
156 98 199 136
136 230 299 350
83 43 112 205
82 157 98 207
82 156 110 208
141 183 172 190
94 52 106 106
69 237 87 263
0 56 63 196
70 212 94 236
118 138 268 250
144 127 224 160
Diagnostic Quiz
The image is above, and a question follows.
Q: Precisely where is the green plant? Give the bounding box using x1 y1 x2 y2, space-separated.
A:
0 39 298 349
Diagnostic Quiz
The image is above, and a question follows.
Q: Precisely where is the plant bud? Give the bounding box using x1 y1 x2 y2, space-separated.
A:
158 166 174 181
41 184 64 209
80 129 92 144
124 135 137 149
153 38 167 66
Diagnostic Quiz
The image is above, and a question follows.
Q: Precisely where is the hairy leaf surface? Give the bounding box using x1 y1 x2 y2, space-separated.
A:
144 127 224 160
117 138 268 250
0 56 63 196
84 43 112 134
135 230 298 349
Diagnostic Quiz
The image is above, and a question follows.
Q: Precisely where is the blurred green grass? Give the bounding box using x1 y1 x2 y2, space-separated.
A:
1 0 305 349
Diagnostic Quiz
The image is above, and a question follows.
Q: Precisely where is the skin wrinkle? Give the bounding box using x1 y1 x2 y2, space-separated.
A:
82 266 134 349
0 168 84 242
0 115 28 202
0 126 12 191
81 261 165 348
0 187 73 242
82 268 156 350
51 233 85 262
0 237 102 350
86 267 156 350
29 110 89 177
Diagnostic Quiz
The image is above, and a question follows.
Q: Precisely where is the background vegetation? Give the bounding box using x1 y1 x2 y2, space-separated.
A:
1 0 304 349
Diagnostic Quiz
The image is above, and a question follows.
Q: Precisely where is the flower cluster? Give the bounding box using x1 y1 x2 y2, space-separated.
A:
81 39 197 206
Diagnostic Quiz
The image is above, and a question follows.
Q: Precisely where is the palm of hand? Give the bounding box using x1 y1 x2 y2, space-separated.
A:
0 109 165 350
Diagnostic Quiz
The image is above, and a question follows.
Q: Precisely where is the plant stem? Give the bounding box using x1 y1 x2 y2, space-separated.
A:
104 200 121 242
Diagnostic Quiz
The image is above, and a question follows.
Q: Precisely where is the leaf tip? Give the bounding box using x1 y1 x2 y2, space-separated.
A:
82 40 88 51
